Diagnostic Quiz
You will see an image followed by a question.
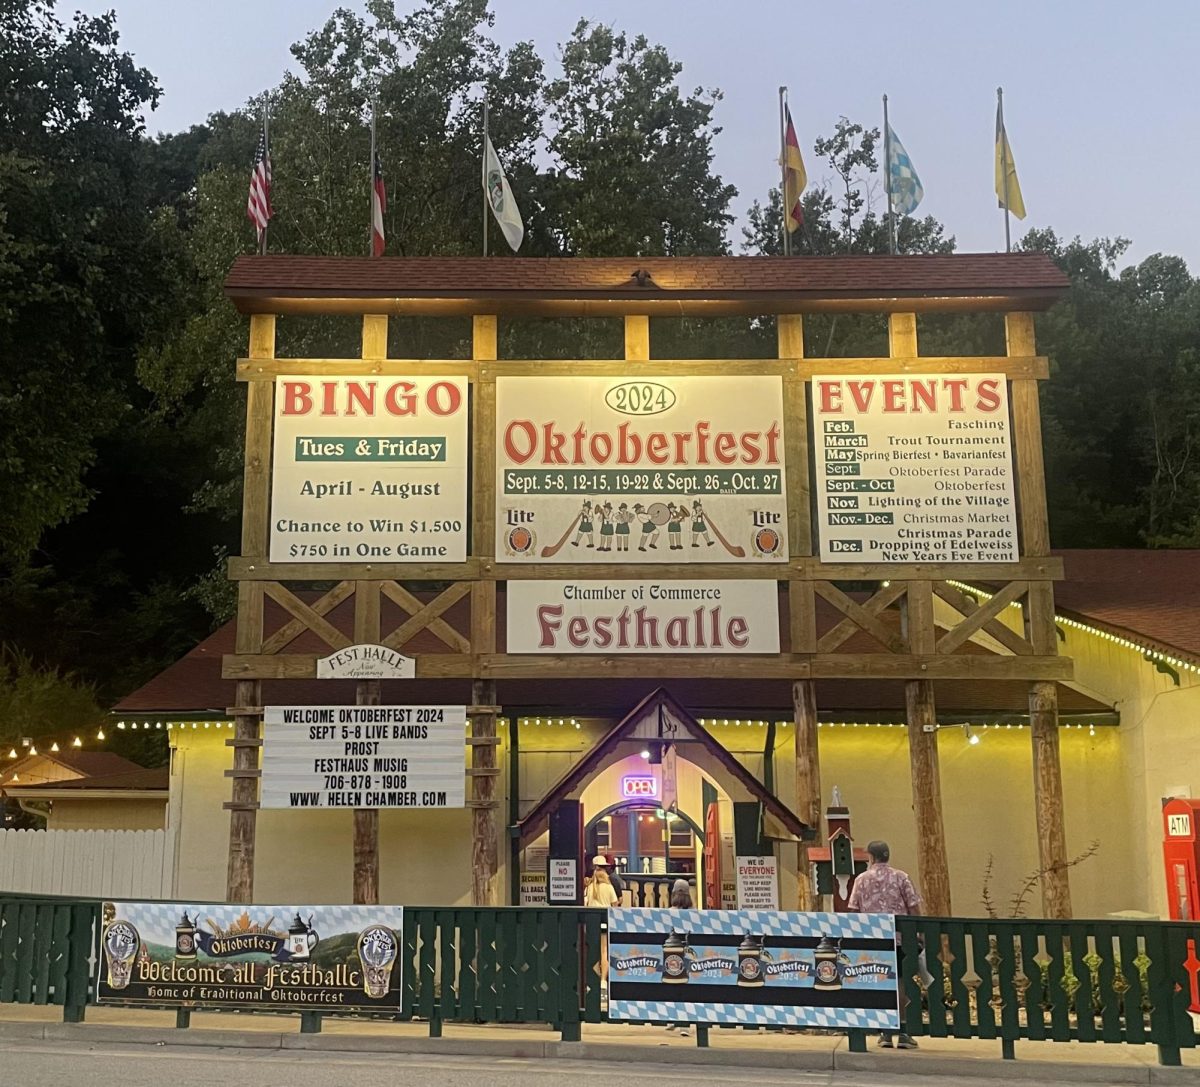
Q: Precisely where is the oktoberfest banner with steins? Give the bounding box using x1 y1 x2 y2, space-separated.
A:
495 376 788 563
96 901 404 1011
607 908 899 1030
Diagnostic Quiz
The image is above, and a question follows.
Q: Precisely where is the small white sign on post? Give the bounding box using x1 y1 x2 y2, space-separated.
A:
735 855 779 910
548 858 577 903
316 645 415 680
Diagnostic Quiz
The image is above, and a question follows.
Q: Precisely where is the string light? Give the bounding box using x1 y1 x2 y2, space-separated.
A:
72 737 82 748
6 749 16 759
49 742 59 752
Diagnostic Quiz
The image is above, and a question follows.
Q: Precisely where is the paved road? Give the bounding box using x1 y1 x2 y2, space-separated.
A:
0 1040 1143 1087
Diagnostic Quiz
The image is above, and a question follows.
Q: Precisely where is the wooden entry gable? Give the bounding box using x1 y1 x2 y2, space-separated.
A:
516 687 810 848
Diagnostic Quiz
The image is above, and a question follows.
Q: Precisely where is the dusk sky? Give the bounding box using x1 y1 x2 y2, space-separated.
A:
76 0 1196 268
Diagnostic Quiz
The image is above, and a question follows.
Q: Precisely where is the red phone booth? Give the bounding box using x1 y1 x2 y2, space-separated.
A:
1162 797 1200 921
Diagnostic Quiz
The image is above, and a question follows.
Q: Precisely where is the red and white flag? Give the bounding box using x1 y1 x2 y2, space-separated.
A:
371 149 386 257
246 123 272 250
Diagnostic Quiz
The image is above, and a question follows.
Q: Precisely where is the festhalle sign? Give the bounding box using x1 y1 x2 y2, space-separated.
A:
260 705 466 810
811 374 1019 563
270 376 469 564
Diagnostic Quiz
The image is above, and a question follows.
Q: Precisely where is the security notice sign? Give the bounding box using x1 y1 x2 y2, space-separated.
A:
260 705 466 809
269 376 469 563
495 376 787 564
811 375 1019 563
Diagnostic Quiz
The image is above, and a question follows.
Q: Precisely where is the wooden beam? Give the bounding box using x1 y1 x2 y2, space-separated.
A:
361 314 388 358
624 316 650 361
814 581 909 654
932 582 1034 657
471 678 499 905
780 313 812 560
788 581 817 654
237 358 481 380
229 557 481 581
225 678 260 904
353 678 381 906
1030 679 1072 919
473 314 498 362
380 580 472 652
888 312 919 357
260 580 355 655
793 680 821 910
262 583 353 651
905 678 951 916
936 580 1027 656
240 318 275 558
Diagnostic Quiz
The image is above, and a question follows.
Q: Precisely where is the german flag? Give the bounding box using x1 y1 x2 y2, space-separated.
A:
782 105 807 232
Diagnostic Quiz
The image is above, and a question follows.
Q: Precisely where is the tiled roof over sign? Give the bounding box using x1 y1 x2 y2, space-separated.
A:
223 253 1070 315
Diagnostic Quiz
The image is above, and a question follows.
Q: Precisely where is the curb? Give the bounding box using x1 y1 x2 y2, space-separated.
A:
0 1020 1192 1083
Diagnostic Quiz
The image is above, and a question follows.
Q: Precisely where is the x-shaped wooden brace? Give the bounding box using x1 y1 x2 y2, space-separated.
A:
815 581 909 654
380 581 472 653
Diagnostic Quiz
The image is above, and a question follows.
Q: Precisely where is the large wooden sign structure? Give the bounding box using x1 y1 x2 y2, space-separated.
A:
221 255 1074 918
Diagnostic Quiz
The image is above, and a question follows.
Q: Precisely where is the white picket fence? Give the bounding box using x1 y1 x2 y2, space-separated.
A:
0 828 175 898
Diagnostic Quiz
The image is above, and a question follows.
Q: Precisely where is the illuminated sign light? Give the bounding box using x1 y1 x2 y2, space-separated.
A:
621 775 658 799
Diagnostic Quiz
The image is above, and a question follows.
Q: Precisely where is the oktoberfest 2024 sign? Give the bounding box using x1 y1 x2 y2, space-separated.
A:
608 908 899 1030
495 376 787 563
260 705 466 810
811 374 1019 563
97 901 404 1011
270 376 469 563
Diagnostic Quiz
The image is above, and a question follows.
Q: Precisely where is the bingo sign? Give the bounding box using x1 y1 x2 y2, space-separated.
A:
608 908 899 1030
496 376 787 564
270 375 469 563
811 374 1019 563
97 901 404 1011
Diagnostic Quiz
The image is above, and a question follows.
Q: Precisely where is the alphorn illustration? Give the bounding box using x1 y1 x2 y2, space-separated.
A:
539 511 583 558
704 510 746 558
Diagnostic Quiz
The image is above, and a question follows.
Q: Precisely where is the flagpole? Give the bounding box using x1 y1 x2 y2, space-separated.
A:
883 94 896 255
778 86 790 257
998 86 1011 254
260 95 270 256
482 95 489 258
368 98 377 257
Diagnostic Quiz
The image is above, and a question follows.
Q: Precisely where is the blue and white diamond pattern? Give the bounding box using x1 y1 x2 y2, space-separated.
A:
886 123 923 216
609 998 898 1030
609 907 895 943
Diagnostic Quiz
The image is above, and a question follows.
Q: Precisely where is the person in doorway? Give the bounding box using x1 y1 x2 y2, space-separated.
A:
584 856 619 908
665 878 694 1037
605 854 625 904
847 840 921 1050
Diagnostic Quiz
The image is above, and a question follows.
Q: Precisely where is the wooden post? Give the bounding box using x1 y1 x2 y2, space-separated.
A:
350 315 389 906
226 312 274 904
1008 312 1071 919
472 314 500 906
624 315 649 361
792 679 820 910
889 314 952 915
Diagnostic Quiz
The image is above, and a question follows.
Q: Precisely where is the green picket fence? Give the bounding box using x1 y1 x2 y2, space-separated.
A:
896 915 1200 1066
3 893 1198 1064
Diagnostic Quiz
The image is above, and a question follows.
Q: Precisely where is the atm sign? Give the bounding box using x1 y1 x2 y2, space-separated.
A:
1168 813 1192 837
622 775 658 799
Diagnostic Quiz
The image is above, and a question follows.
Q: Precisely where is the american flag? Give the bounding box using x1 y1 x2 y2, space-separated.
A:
247 123 272 249
371 149 386 257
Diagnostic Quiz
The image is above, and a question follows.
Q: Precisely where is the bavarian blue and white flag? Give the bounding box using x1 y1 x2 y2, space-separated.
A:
886 123 923 216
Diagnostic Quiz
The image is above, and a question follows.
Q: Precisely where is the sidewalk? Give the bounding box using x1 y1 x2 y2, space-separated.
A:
0 1003 1195 1084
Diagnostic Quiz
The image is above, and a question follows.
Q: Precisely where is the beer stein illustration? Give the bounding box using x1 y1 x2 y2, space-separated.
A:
103 920 141 990
736 934 770 988
357 925 399 998
812 934 844 991
660 929 691 985
288 913 319 960
174 911 198 960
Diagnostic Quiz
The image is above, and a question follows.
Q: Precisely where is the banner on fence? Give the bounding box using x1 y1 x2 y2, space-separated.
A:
607 907 899 1030
96 901 405 1011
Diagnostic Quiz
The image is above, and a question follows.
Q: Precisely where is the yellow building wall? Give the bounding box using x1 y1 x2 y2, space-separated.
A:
49 797 166 831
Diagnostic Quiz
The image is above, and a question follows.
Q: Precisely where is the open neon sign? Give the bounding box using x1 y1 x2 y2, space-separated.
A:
621 775 658 799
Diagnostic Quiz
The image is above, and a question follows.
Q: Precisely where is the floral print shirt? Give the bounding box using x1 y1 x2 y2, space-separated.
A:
846 862 922 915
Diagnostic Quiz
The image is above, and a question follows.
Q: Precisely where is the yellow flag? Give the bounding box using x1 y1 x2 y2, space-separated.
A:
994 102 1026 220
782 105 807 232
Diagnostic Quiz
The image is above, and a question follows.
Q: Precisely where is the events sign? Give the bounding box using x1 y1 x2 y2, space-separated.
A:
260 705 466 810
495 376 787 563
270 375 469 563
811 374 1019 563
608 908 899 1030
506 580 780 654
735 855 780 910
97 901 404 1011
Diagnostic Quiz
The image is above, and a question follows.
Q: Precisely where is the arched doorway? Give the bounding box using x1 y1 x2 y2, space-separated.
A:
584 800 705 907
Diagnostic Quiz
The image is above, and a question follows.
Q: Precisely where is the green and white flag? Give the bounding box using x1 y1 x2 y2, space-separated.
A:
483 134 524 252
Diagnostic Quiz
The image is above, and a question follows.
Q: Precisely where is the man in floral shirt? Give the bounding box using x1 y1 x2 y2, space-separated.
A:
847 840 921 1050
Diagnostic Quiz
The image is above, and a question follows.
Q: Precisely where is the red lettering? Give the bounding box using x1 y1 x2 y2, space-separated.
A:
714 433 737 464
593 616 613 649
944 379 969 412
567 616 589 647
910 380 937 413
728 616 749 648
536 605 563 648
665 616 687 648
616 422 642 464
281 382 312 416
976 378 1002 412
427 381 462 416
321 382 337 415
504 421 537 464
542 422 567 465
881 380 906 413
764 423 781 464
848 381 875 412
646 433 669 463
346 382 377 416
818 381 843 413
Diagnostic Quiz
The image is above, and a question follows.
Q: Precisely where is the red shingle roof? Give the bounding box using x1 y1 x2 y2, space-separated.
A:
9 766 167 792
223 254 1070 316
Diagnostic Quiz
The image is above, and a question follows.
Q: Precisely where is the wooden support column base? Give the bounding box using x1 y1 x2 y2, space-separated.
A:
353 678 381 905
225 678 261 904
472 677 499 906
793 679 821 911
1030 679 1072 919
905 679 951 917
